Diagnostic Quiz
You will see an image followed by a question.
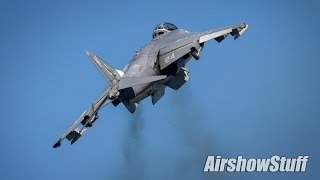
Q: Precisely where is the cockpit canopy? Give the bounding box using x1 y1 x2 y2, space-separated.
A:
152 22 178 38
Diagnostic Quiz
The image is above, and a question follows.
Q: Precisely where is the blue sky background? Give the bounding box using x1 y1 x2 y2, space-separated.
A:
1 0 319 179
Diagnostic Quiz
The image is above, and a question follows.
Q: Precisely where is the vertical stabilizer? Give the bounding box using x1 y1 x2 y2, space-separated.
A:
85 50 122 87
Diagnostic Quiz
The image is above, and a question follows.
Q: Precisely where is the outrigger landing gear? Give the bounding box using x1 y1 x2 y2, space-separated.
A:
66 129 82 145
70 131 81 144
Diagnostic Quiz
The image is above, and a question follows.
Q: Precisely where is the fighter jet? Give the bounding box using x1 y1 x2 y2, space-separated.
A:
53 22 248 148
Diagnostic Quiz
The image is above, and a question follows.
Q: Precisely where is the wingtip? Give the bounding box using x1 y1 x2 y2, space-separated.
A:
84 49 91 56
240 23 246 28
53 140 61 148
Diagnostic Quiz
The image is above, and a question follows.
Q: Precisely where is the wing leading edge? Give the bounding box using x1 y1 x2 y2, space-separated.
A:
199 23 248 43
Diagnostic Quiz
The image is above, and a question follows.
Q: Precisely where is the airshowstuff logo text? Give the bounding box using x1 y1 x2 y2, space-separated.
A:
203 155 308 172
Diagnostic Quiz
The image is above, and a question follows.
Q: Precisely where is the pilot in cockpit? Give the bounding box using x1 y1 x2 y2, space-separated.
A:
152 22 178 38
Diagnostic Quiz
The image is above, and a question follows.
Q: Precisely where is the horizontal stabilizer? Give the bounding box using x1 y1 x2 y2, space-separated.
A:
119 75 167 90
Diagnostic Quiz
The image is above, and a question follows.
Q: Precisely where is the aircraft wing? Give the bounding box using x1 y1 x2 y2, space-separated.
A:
198 23 248 43
53 86 112 148
158 23 248 70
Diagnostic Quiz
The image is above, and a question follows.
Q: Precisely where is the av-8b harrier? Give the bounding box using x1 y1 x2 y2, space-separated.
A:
53 22 248 148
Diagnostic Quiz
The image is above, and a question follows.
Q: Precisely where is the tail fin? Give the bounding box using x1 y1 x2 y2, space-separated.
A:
85 50 123 87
